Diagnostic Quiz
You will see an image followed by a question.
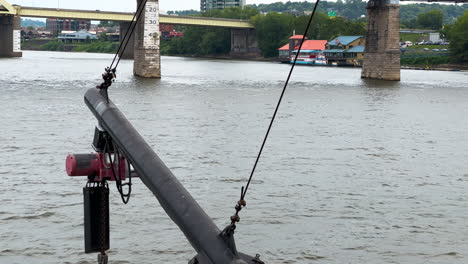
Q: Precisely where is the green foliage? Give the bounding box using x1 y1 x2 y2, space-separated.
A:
167 10 200 16
251 12 295 57
41 39 118 53
400 3 467 25
401 56 451 66
440 24 452 40
99 32 108 41
400 33 427 43
406 45 444 50
446 10 468 62
162 7 257 56
201 6 259 19
98 21 119 27
249 1 467 22
73 41 119 53
41 40 64 51
416 10 443 30
250 0 367 20
163 27 231 56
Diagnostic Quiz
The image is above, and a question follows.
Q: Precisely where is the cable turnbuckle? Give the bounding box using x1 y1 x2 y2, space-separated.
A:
230 196 246 224
96 67 116 102
97 67 116 90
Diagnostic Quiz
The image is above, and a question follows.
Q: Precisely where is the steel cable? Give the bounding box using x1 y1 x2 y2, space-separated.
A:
230 0 322 227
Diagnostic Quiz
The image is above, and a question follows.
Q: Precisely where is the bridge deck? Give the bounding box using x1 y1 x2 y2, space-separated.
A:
12 6 253 28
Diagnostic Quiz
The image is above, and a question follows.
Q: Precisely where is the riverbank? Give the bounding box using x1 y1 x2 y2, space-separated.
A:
402 64 467 71
21 39 119 53
20 40 466 71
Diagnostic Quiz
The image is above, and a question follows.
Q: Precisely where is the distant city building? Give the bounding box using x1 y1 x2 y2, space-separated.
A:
200 0 245 12
46 18 91 36
21 28 52 39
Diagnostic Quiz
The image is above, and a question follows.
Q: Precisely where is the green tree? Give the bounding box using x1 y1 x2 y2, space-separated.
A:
99 32 108 41
417 9 443 30
42 40 64 51
162 7 259 56
447 10 468 62
251 12 295 57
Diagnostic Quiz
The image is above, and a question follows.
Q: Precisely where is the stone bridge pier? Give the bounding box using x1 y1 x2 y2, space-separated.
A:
361 0 400 81
0 15 22 57
119 22 135 59
230 28 261 58
134 0 160 78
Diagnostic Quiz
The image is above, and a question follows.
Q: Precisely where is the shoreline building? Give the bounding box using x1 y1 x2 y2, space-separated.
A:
324 36 365 66
46 18 91 36
278 35 327 63
58 30 97 43
201 0 246 12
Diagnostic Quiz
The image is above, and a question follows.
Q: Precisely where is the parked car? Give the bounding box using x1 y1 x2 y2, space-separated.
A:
441 49 448 52
423 48 430 51
432 49 440 52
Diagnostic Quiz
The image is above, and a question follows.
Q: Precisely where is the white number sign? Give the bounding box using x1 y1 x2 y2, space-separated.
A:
144 1 159 50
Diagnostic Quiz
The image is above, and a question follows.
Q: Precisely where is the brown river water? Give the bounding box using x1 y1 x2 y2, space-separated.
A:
1 51 468 264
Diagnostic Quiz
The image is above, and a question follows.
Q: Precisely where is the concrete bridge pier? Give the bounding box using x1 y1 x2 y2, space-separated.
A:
361 0 400 81
134 0 161 78
230 28 261 58
0 16 22 57
119 22 135 59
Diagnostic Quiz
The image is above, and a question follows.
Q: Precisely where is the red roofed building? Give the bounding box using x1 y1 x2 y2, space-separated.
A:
278 36 327 63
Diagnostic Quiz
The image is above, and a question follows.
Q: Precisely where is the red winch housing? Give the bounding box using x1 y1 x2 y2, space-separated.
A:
66 153 128 182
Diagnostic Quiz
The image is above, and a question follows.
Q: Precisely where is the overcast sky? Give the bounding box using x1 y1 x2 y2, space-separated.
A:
10 0 312 12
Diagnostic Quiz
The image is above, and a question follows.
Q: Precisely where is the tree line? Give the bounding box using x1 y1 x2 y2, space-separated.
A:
161 1 467 61
161 7 365 58
248 0 467 23
443 10 468 63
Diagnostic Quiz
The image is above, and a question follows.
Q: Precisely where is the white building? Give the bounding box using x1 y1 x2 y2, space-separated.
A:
58 30 98 42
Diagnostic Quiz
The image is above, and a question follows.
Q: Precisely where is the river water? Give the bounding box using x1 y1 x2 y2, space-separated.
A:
1 51 468 264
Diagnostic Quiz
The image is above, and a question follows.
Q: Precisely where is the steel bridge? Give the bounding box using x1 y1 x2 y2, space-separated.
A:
0 2 253 28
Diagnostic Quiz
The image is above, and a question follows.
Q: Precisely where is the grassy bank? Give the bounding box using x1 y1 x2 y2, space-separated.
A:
73 42 119 53
26 39 119 54
400 32 428 43
401 56 451 66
